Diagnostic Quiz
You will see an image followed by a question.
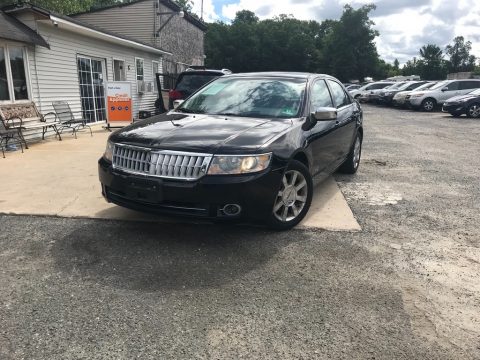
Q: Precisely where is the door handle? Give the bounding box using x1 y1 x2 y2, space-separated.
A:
335 120 340 126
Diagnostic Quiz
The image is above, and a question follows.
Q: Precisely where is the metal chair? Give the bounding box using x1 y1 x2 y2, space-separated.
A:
0 119 24 158
52 101 93 139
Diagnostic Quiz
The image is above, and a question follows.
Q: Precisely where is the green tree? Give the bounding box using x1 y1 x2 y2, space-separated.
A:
0 0 121 14
322 4 380 81
445 36 477 73
417 44 447 80
173 0 193 12
393 58 399 70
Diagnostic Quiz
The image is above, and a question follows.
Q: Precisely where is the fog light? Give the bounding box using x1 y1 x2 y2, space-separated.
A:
222 204 242 216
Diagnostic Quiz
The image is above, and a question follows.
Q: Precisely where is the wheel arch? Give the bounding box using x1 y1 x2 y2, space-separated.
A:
291 150 310 169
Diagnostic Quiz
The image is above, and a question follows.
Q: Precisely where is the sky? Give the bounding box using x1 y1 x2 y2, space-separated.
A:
189 0 480 65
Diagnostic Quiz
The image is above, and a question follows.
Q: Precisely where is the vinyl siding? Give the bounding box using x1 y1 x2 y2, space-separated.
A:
30 21 162 119
73 0 156 46
74 0 204 65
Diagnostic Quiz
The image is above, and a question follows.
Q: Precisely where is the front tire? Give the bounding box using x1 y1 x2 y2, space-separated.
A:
268 160 313 230
339 133 362 174
421 98 436 112
466 103 480 118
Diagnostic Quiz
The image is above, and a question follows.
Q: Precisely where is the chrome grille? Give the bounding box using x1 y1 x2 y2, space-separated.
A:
112 144 212 181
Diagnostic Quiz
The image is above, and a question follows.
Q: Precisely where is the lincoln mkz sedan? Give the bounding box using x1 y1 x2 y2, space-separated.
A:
99 72 363 229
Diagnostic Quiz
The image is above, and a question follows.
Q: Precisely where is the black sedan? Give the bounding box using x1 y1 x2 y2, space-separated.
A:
442 88 480 118
99 72 363 229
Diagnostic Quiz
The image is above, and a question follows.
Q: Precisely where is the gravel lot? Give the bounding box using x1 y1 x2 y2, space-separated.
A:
1 104 479 359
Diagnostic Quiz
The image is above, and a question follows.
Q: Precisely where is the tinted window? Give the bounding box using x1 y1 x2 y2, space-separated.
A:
459 81 480 90
310 80 333 110
327 80 350 108
445 82 459 91
176 73 220 94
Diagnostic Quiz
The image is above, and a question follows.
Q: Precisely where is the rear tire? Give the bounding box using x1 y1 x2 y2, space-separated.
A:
466 103 480 118
421 98 436 112
339 133 362 174
268 160 313 230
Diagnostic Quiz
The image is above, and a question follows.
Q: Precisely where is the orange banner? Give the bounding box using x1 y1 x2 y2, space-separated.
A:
106 82 132 124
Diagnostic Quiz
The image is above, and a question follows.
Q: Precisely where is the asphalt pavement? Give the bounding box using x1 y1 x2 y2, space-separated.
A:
1 104 479 359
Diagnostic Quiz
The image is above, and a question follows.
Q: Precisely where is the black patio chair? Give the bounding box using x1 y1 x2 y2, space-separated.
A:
52 101 93 139
0 119 24 158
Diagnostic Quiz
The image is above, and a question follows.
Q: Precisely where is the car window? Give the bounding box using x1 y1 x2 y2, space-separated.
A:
445 82 459 91
178 77 307 119
459 81 480 90
327 80 350 108
310 80 333 110
175 73 220 94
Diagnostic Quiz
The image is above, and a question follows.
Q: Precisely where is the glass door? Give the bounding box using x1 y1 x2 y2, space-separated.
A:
77 56 106 123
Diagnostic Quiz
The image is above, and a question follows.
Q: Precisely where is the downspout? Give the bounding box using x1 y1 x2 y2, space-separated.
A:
33 45 42 112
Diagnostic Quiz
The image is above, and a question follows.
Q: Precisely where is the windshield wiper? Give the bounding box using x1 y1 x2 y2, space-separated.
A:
175 108 204 114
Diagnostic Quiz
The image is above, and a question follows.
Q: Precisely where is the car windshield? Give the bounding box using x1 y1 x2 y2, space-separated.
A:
429 80 450 90
388 82 406 90
468 88 480 95
414 82 436 91
176 73 220 94
177 77 307 118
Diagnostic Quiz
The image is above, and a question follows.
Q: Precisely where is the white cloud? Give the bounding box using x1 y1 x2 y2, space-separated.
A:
191 0 219 22
213 0 480 65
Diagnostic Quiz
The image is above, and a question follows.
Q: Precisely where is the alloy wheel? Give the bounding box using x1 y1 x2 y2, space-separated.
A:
468 104 480 118
273 170 308 222
423 100 434 111
353 136 361 169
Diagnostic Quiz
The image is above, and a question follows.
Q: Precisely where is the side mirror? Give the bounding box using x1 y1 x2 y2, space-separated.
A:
173 99 184 109
441 87 448 92
302 107 337 131
313 107 337 121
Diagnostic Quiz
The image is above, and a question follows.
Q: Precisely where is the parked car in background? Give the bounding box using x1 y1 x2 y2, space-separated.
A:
442 88 480 118
166 68 232 109
99 72 363 230
346 84 361 91
406 79 480 112
358 82 399 103
349 81 394 99
377 81 428 106
392 81 437 107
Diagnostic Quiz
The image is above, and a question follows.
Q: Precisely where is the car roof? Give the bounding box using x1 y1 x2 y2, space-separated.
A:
222 72 336 81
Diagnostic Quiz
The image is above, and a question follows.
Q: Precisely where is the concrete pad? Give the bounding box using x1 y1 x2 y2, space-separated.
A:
0 127 360 231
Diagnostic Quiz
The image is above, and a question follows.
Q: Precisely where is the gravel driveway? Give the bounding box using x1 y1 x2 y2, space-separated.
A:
0 104 479 359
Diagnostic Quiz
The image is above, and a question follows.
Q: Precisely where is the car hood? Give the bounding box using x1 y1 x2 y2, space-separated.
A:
445 94 480 103
109 112 293 154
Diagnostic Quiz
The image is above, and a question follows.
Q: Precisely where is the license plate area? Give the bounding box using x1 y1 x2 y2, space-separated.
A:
115 175 163 203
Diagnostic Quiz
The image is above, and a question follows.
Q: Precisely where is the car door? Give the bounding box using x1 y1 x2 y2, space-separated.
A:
438 81 460 103
306 79 338 177
326 79 357 165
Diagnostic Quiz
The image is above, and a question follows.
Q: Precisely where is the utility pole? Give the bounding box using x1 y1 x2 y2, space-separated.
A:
201 0 203 20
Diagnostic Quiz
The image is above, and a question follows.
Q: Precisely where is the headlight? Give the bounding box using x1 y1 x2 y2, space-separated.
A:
410 93 424 98
104 141 114 162
207 153 272 175
385 92 392 96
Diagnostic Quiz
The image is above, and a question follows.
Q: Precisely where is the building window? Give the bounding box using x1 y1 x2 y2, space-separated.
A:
113 59 126 81
135 58 144 81
0 48 9 101
152 60 159 91
0 45 30 102
9 47 28 100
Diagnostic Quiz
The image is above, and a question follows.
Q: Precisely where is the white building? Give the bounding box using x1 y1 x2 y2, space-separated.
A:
0 3 171 132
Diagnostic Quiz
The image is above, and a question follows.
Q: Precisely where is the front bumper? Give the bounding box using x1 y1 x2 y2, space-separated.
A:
442 103 466 114
98 158 284 221
378 95 394 104
405 96 423 107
